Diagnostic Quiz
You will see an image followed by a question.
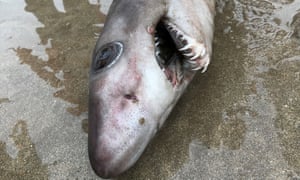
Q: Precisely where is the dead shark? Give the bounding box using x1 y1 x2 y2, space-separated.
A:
88 0 215 178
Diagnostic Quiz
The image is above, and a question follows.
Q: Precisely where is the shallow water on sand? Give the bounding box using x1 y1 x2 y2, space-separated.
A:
0 0 299 179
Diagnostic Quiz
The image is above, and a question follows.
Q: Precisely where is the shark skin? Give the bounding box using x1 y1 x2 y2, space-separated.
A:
88 0 215 178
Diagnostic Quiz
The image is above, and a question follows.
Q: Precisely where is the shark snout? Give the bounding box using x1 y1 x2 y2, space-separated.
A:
88 137 124 178
88 88 155 178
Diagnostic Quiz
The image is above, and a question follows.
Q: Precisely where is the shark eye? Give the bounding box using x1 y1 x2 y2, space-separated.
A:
93 41 123 72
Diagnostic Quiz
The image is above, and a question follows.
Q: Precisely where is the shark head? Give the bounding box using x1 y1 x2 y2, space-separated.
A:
88 0 215 178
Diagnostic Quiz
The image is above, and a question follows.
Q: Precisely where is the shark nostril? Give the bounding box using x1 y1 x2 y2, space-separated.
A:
124 94 138 103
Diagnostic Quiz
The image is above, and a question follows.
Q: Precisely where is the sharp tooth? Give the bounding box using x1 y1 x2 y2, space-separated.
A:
191 55 199 60
179 73 183 79
184 48 191 52
155 42 160 46
187 59 197 64
201 65 208 73
191 51 202 60
200 48 206 58
155 51 160 56
180 44 192 51
184 52 194 57
192 66 202 71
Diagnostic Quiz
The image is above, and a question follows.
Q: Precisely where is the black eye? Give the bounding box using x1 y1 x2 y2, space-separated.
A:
93 41 123 72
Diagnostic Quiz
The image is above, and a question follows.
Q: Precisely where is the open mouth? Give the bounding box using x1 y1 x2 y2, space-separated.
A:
155 21 186 66
154 20 207 86
154 21 185 86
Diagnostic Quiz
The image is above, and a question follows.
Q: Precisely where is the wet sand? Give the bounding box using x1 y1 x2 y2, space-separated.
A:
0 0 299 179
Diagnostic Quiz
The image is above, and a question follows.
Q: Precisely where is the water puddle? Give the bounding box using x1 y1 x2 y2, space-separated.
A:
0 98 10 104
0 0 104 179
0 120 48 179
16 0 106 116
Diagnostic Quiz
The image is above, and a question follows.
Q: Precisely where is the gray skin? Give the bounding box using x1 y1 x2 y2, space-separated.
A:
88 0 215 178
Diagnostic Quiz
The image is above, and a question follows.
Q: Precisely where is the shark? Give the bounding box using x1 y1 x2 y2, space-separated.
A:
88 0 215 178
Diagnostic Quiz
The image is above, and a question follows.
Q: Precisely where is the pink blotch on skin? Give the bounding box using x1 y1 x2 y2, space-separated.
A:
147 25 155 35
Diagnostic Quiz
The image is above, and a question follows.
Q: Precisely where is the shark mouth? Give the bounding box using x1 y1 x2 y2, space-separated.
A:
154 20 208 87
